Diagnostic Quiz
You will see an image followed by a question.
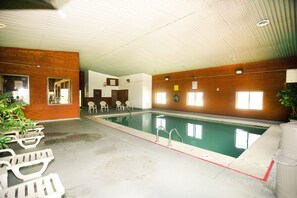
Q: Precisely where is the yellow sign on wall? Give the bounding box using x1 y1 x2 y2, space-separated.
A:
174 85 179 91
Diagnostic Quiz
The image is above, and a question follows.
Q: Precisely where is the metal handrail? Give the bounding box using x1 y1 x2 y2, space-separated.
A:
168 128 183 146
155 126 169 143
124 105 132 117
155 127 183 147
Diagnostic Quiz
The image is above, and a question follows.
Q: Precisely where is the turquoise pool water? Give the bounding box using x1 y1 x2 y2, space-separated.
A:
103 112 267 158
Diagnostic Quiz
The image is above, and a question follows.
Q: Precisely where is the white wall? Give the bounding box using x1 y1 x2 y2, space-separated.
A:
119 73 152 109
86 70 152 109
142 74 152 109
87 70 118 97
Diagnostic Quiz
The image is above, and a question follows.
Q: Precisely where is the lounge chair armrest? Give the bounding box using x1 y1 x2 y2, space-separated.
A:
0 149 16 156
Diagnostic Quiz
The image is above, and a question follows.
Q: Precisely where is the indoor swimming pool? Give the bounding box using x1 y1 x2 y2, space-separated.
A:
102 112 268 158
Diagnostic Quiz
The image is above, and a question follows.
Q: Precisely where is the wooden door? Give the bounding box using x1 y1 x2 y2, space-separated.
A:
118 90 128 104
111 90 118 108
93 89 102 106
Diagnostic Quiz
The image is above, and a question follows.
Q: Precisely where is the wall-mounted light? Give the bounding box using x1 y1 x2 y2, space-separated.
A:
164 76 170 81
126 79 130 83
192 75 197 79
235 68 243 75
36 65 41 68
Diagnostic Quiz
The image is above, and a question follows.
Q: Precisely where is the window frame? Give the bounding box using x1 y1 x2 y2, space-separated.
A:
187 92 204 106
235 91 263 110
48 77 72 105
155 92 166 104
0 74 30 105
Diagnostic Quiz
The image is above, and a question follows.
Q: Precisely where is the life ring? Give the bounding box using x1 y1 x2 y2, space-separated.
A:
173 94 180 102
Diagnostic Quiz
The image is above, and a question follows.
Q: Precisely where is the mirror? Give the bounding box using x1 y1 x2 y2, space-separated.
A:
48 78 71 104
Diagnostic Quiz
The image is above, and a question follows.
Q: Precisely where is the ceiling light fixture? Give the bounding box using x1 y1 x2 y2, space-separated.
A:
58 10 67 19
257 19 270 27
0 23 6 28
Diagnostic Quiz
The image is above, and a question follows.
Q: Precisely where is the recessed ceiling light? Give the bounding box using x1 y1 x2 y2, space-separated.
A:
58 10 67 19
0 23 6 28
257 19 270 27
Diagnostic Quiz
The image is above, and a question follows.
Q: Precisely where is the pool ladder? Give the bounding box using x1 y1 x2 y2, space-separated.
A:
155 126 183 146
119 105 132 121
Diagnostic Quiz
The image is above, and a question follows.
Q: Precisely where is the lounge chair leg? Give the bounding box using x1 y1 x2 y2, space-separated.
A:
0 168 8 190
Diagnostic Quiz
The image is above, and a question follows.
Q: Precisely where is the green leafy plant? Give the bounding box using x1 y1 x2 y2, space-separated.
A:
0 92 34 149
277 83 297 120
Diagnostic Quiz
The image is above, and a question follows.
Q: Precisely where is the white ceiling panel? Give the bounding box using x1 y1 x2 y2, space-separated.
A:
0 0 296 76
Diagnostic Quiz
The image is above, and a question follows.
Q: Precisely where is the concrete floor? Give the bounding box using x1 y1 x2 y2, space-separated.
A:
8 108 277 198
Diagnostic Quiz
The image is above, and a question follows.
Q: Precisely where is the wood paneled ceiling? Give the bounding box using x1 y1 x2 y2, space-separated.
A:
0 0 296 76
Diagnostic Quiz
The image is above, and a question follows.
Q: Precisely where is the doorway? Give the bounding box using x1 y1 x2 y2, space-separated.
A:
93 89 102 106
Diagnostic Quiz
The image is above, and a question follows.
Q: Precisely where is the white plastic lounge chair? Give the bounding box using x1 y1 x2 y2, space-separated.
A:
12 119 44 131
24 121 44 130
26 125 44 133
0 173 65 197
87 101 97 113
100 101 109 112
4 125 44 136
7 132 45 149
0 148 54 181
125 101 133 110
116 101 124 111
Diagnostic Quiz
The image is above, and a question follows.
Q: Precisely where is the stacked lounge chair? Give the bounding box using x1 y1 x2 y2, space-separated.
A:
0 123 65 198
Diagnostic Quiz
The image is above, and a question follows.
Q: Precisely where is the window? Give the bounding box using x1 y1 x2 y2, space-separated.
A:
235 129 261 149
156 92 166 104
106 78 118 86
48 78 71 104
0 74 30 104
187 92 203 106
236 91 263 110
187 123 203 139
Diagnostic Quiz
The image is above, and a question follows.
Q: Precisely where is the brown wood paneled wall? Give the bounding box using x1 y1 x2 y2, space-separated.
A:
0 47 80 121
152 57 297 121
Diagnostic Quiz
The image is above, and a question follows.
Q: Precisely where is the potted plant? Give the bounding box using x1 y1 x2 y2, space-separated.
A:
0 92 34 149
277 83 297 121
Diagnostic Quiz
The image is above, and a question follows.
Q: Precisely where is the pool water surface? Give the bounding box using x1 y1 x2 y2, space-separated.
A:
104 112 267 158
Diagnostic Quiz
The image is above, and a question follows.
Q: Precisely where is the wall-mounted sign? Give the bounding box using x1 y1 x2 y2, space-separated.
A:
174 85 179 91
192 81 198 89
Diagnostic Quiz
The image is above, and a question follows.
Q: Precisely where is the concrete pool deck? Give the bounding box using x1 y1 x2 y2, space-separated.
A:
7 108 279 197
